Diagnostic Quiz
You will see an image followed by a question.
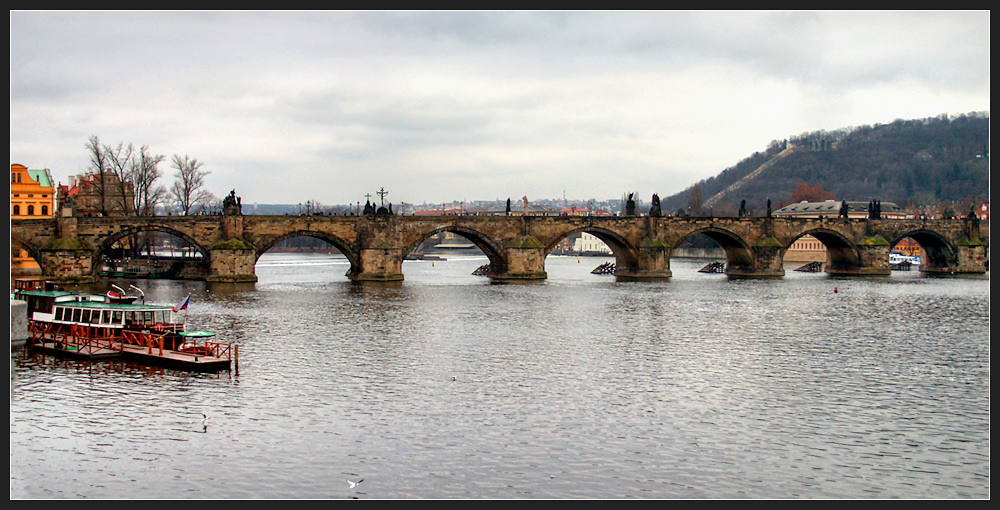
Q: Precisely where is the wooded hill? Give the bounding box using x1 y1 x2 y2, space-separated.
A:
660 112 989 217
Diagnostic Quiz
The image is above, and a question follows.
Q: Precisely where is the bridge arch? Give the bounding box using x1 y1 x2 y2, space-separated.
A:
10 233 46 275
673 226 754 272
98 225 210 257
786 228 862 273
544 226 639 272
255 230 361 275
400 225 509 276
10 233 43 265
887 228 957 272
96 225 211 277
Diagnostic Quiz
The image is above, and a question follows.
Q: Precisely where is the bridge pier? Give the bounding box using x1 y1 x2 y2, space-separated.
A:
350 246 405 281
949 243 989 274
922 242 989 275
827 236 892 276
614 238 672 280
725 238 785 278
207 240 258 283
38 244 98 283
491 236 547 281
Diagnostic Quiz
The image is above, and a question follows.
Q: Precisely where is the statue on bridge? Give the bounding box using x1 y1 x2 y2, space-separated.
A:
868 199 882 220
648 194 661 217
223 189 242 216
738 200 747 218
625 193 636 216
766 199 772 218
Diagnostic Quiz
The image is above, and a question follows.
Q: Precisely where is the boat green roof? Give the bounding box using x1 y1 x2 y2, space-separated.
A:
57 301 174 311
180 331 216 337
15 289 173 310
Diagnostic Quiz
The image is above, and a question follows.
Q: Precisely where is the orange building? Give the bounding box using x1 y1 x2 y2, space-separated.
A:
11 163 56 218
11 163 57 275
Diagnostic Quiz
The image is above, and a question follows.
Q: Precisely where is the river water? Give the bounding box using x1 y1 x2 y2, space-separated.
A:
10 253 990 499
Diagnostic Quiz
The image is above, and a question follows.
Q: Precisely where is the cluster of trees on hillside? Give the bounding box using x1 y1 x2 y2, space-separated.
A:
662 112 989 216
79 135 215 217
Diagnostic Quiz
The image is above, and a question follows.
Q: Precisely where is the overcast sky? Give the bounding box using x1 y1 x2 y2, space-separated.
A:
10 11 990 207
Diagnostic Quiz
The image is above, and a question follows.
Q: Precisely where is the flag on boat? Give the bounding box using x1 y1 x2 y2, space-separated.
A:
173 294 191 312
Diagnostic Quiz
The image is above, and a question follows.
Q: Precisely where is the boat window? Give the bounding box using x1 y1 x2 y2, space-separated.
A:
91 310 101 324
39 296 54 314
155 311 166 324
54 307 64 321
144 311 154 324
113 311 123 324
72 308 82 322
81 309 91 323
102 310 112 324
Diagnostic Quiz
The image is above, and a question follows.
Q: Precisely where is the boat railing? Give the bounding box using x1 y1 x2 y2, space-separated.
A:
119 330 233 362
203 341 234 361
175 339 234 361
125 322 184 334
29 321 120 355
120 329 167 356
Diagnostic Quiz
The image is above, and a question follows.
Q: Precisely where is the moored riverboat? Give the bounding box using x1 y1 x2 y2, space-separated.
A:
889 252 920 270
14 287 235 372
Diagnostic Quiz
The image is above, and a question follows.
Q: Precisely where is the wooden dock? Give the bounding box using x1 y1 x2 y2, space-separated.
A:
121 343 233 372
27 325 234 372
29 338 121 360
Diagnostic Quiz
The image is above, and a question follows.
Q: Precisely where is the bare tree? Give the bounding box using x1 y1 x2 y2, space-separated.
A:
102 141 136 215
130 145 167 216
687 183 704 216
84 135 111 216
170 154 213 215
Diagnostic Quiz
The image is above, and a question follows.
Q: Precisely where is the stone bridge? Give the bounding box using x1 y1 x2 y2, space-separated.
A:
11 210 989 283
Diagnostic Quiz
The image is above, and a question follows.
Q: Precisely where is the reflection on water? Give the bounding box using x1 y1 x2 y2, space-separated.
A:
10 253 990 498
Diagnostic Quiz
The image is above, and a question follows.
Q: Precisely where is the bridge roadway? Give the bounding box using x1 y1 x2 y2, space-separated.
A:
11 211 989 283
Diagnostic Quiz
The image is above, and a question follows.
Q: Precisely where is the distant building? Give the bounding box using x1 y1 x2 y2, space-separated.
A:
783 235 835 262
58 171 135 217
10 163 56 218
772 199 905 219
975 202 989 221
573 232 612 255
470 201 561 216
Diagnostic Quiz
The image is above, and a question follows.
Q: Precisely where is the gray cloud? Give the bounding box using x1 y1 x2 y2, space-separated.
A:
10 10 989 205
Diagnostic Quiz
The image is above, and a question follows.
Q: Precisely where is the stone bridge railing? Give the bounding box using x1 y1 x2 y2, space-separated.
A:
11 211 988 283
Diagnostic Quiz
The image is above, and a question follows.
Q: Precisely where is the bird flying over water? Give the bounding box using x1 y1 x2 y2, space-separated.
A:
348 478 364 489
